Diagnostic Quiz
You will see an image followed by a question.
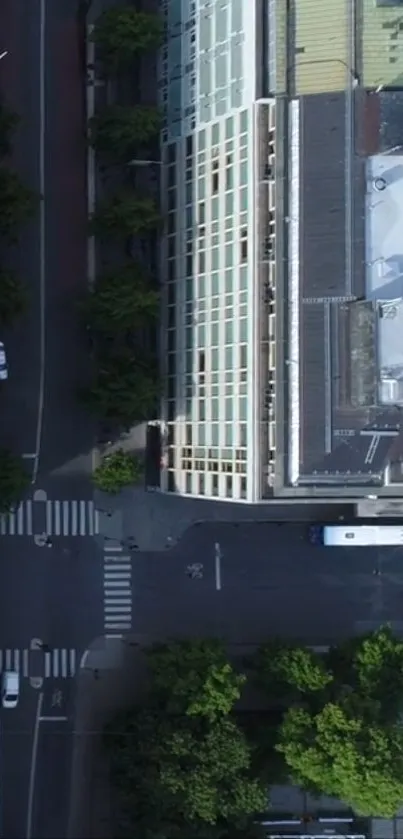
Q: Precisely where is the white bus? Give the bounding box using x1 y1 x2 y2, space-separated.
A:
310 524 403 547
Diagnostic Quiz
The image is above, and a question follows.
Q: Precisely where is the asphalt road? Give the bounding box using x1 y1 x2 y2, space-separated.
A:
0 537 102 839
0 1 101 836
131 521 403 645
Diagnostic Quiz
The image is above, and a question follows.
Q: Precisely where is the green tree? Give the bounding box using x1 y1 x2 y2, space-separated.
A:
147 639 246 720
0 167 38 240
81 349 159 426
89 105 161 160
0 104 20 157
104 708 266 837
81 263 159 334
277 701 403 817
250 640 333 704
93 448 143 493
0 269 28 327
326 625 403 722
92 6 163 68
89 192 160 238
0 449 29 513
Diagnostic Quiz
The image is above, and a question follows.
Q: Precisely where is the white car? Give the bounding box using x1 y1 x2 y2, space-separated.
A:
0 341 8 380
2 670 19 708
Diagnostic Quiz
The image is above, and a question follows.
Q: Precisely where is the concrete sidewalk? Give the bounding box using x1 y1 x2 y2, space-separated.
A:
67 636 150 839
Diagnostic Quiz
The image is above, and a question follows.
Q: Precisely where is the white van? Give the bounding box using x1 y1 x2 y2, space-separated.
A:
2 670 19 708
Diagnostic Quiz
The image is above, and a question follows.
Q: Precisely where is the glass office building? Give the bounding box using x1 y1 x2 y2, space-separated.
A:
159 0 279 502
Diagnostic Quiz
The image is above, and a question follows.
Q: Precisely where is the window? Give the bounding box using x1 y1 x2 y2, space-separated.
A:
212 169 219 194
212 474 219 496
185 473 192 494
198 351 206 373
225 116 234 139
212 123 219 145
225 475 233 496
199 201 205 224
225 167 233 190
240 344 247 368
240 229 248 262
240 476 247 499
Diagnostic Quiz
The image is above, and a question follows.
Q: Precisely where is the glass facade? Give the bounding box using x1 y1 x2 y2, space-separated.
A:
159 0 275 502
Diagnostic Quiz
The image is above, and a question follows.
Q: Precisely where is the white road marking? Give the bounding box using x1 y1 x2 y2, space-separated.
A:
105 633 122 639
214 542 222 591
105 622 131 630
71 500 78 535
44 652 51 678
23 648 29 677
27 501 33 535
54 500 61 535
104 544 122 552
22 453 37 459
46 501 52 534
63 500 69 535
9 512 15 536
39 715 68 722
79 500 86 535
32 0 46 487
26 691 44 838
5 649 11 669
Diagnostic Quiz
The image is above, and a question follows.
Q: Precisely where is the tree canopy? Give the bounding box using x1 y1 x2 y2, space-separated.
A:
89 105 161 160
250 640 333 703
147 639 246 721
90 192 160 239
0 269 28 327
278 701 403 817
81 263 158 335
0 449 29 513
81 348 159 427
93 448 143 493
0 167 38 239
92 7 163 68
0 104 20 158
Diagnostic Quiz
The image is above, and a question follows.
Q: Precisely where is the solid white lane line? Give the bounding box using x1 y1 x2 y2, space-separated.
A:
32 0 46 487
214 542 222 591
45 501 52 535
104 580 131 588
54 500 61 536
105 598 132 605
103 563 130 571
63 500 69 535
26 500 33 535
70 649 76 675
105 622 131 629
44 652 51 678
9 511 15 536
88 501 94 535
26 692 44 837
23 649 29 677
71 500 78 535
61 648 67 677
80 500 86 535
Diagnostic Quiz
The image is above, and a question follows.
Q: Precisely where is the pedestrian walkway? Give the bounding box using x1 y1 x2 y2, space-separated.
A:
0 499 99 536
45 500 99 536
103 547 132 636
0 647 77 678
0 501 33 535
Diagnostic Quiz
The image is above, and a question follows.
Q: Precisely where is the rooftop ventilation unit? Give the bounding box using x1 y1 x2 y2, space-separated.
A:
374 176 387 191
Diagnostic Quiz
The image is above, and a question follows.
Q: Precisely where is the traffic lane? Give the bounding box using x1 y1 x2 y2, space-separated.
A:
0 0 42 454
131 524 403 644
31 707 73 839
1 683 38 839
40 2 92 476
0 538 103 652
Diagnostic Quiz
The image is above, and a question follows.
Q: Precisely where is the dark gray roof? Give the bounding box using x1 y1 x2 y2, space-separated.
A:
289 92 403 486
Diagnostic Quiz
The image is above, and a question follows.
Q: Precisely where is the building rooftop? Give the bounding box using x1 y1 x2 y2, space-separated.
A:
362 0 403 89
284 91 403 493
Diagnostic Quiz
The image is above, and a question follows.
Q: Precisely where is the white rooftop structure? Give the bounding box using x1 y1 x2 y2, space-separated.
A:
365 154 403 405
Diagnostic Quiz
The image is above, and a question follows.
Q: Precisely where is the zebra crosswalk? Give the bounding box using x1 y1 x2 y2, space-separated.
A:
0 499 99 536
104 548 132 635
0 648 77 678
